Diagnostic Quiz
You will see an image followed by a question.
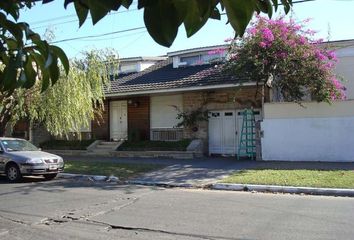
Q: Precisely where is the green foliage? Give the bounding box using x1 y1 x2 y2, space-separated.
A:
0 0 292 91
128 128 141 142
176 109 209 129
0 2 69 93
0 49 117 137
174 106 209 129
40 139 95 150
118 139 192 151
61 0 292 47
30 49 116 136
224 16 345 103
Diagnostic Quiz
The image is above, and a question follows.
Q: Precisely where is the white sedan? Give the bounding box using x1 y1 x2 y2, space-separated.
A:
0 137 64 182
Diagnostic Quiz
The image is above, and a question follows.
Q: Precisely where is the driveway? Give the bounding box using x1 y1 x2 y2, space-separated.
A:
64 156 354 186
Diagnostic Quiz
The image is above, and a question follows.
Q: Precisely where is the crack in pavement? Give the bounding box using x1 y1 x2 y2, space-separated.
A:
64 190 155 221
25 190 248 240
0 214 29 226
86 218 250 240
0 189 251 240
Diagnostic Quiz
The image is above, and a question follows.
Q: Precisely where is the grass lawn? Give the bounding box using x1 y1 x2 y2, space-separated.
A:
118 139 192 151
221 170 354 189
64 160 162 180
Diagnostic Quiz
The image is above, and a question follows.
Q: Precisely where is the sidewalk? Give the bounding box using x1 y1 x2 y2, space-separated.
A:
64 155 354 186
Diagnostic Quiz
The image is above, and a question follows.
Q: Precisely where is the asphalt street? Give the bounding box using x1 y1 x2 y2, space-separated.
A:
0 176 353 240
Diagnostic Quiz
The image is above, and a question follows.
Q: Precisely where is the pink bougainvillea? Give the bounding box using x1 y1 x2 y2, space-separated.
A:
225 15 346 103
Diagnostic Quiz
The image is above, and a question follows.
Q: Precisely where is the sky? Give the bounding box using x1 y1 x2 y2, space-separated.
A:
18 0 354 59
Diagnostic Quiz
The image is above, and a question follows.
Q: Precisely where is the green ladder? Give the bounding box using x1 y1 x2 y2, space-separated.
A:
237 109 256 160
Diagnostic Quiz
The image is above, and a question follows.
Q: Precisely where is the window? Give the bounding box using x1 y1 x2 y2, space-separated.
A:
179 52 226 66
0 139 38 152
150 95 183 129
201 53 223 63
180 55 201 65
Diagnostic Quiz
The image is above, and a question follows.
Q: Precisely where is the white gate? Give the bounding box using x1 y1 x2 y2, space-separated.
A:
208 109 261 156
110 101 128 141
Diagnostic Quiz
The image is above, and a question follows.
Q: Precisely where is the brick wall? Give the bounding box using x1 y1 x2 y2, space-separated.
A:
12 120 29 140
91 97 150 141
31 124 51 146
91 100 109 140
182 86 263 152
127 96 150 141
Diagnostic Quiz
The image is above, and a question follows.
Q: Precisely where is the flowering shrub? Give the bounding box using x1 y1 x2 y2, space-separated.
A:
225 15 346 102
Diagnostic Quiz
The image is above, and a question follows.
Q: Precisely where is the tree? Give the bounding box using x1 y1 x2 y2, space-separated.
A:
224 15 346 103
0 49 116 137
0 0 293 92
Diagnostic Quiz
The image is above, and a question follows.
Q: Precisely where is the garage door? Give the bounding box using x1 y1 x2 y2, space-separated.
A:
208 110 261 156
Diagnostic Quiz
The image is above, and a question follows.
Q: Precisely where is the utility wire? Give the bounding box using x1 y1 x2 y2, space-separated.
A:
51 0 317 44
32 9 139 29
32 0 312 27
80 30 147 42
30 0 138 26
51 27 145 43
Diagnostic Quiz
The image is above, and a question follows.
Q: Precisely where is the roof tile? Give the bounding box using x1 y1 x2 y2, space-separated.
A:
106 60 246 95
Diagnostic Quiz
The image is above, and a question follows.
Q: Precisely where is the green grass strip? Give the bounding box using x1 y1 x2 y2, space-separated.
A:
64 160 162 180
221 170 354 189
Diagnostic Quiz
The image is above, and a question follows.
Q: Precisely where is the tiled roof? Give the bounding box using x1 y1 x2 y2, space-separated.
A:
167 44 229 56
106 60 248 95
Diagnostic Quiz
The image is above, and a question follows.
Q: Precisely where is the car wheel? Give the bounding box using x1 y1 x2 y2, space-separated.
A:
6 164 22 183
43 173 57 180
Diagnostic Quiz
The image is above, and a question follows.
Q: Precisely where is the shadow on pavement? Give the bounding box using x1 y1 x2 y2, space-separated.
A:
2 157 352 196
63 155 354 171
0 175 161 196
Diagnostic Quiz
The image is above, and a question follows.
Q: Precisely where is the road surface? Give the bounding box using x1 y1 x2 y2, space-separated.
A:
0 176 353 240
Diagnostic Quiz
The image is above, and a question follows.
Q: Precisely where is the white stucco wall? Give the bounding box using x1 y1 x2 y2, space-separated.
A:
139 62 156 71
261 101 354 162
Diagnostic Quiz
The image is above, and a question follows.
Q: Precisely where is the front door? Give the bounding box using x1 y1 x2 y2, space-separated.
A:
110 101 128 141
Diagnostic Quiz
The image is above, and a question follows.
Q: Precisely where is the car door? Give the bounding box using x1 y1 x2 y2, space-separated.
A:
0 145 5 173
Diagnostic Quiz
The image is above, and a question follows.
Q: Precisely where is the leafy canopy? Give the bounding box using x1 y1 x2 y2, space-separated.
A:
1 49 116 137
0 0 293 92
225 15 346 103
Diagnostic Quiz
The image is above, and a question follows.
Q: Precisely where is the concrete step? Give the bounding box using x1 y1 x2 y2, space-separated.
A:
96 145 115 149
100 141 119 145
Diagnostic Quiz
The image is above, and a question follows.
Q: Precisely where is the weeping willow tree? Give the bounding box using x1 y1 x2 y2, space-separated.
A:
0 49 118 137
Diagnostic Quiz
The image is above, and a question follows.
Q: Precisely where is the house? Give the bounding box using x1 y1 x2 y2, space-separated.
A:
261 39 354 162
10 56 166 145
90 44 265 155
13 40 354 161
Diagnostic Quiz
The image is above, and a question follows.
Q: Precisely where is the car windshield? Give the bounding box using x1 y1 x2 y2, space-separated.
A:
0 139 38 152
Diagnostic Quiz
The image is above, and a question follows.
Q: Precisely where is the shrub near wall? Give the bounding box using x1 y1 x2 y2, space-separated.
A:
118 139 192 151
40 139 95 150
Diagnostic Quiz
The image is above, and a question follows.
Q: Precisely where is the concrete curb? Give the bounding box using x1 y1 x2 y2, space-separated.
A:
126 180 194 188
211 183 354 197
58 173 354 197
58 173 119 182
